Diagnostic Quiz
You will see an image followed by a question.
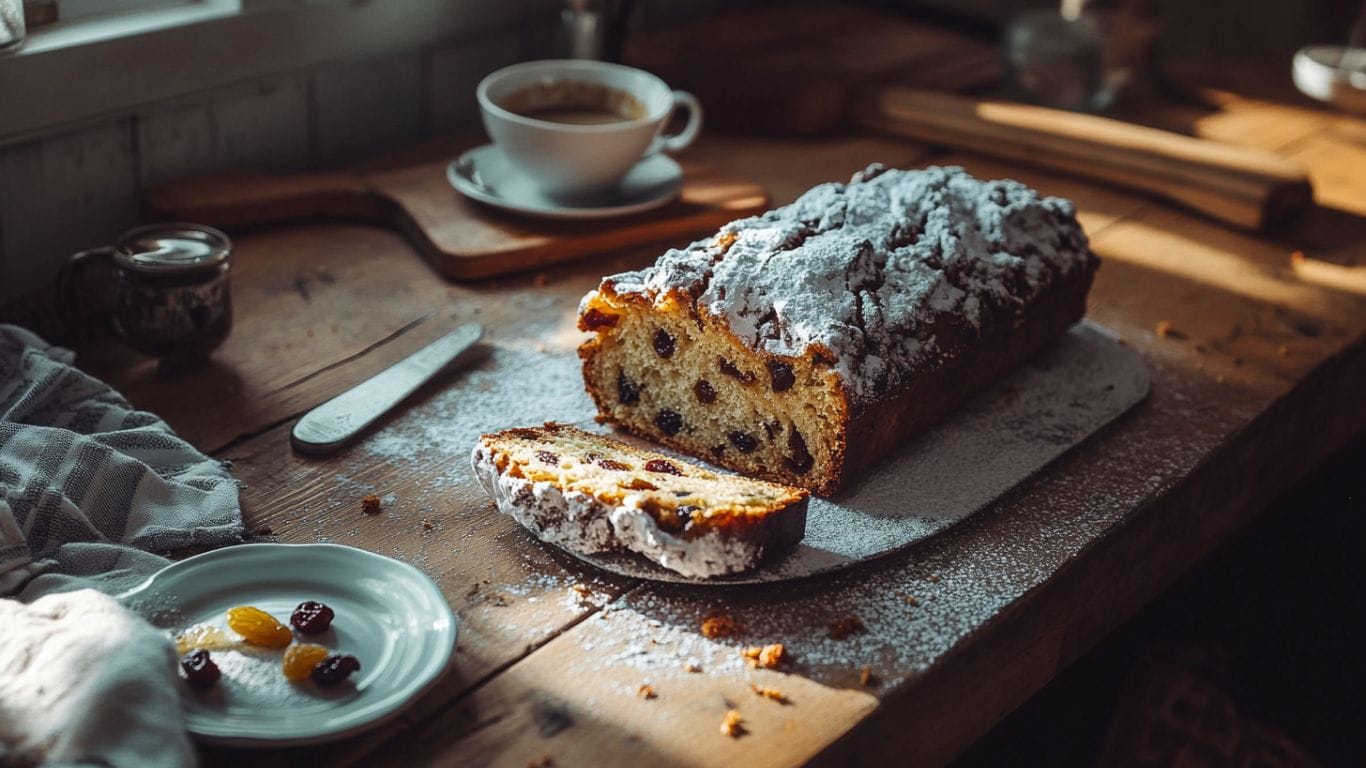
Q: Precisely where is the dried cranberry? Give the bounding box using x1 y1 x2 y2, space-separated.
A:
728 431 759 453
581 308 618 330
718 357 755 383
598 458 630 471
536 450 560 465
181 649 221 689
311 654 361 687
645 459 682 475
768 361 796 392
654 410 683 436
693 379 717 404
617 373 640 405
785 430 814 474
291 601 335 634
653 329 676 359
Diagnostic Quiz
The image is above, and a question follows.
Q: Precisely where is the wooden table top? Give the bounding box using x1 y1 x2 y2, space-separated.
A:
74 90 1366 767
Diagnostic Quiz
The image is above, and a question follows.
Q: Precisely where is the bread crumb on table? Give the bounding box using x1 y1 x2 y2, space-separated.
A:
527 755 554 768
829 615 867 640
1154 320 1187 340
720 709 746 738
700 612 740 639
685 660 702 673
860 665 878 687
361 494 382 515
750 684 789 704
904 594 919 606
741 643 787 669
638 684 657 700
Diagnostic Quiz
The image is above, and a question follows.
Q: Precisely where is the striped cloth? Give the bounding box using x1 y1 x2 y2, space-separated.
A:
0 324 242 600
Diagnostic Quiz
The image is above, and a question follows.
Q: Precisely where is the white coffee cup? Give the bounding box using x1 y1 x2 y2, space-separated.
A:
477 59 703 198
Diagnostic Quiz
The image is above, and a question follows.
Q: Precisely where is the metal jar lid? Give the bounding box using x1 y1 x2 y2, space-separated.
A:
113 223 231 274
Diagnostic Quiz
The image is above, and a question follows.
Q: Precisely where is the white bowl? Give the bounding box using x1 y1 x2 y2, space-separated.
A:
1293 45 1366 114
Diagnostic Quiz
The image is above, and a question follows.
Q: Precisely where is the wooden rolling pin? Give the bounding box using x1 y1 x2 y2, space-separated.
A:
856 87 1314 232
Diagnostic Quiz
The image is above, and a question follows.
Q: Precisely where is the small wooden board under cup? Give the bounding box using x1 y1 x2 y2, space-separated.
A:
144 157 769 281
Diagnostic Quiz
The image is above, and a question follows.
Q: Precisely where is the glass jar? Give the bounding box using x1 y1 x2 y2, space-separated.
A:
59 223 234 365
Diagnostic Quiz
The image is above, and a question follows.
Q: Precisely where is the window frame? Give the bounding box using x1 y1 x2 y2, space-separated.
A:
0 0 518 145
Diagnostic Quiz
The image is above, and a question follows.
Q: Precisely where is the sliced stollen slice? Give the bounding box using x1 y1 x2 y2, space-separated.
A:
470 423 808 578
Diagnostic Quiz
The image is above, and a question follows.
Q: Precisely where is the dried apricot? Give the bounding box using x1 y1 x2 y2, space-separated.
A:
282 643 331 682
226 605 293 648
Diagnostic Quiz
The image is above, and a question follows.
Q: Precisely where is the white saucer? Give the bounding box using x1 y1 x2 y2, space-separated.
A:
447 144 683 220
119 543 457 747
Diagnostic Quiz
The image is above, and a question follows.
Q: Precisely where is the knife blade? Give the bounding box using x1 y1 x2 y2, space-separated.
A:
291 323 484 455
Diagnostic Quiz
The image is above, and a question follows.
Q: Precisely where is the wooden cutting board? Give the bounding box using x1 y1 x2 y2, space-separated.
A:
144 157 768 280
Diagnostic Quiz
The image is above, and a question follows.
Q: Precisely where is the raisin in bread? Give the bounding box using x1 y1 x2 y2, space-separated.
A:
471 423 808 578
578 164 1099 495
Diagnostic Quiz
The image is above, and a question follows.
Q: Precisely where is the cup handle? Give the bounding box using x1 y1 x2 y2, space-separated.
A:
650 90 703 155
54 246 115 338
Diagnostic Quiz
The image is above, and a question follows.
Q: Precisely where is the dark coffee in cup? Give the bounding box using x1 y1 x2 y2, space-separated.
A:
500 81 647 126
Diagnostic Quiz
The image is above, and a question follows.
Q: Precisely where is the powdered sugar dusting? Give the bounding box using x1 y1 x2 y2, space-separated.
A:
600 165 1094 402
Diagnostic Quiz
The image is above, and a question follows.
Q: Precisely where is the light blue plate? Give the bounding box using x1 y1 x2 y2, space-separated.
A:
120 543 457 747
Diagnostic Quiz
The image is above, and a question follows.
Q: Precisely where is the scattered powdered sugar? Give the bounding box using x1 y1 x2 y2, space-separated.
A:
599 164 1094 402
362 345 596 467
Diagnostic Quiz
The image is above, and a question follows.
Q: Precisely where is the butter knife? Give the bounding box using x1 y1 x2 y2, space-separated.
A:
291 323 484 455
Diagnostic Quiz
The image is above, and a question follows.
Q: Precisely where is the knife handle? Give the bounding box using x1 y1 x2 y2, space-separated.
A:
291 323 485 455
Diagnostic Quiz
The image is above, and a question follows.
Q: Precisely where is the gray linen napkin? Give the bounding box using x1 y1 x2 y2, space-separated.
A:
0 324 243 599
0 323 245 767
